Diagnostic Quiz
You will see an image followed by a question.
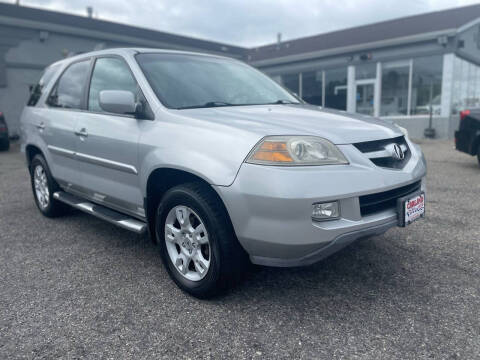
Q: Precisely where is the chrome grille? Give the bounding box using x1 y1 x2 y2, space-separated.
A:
354 136 410 169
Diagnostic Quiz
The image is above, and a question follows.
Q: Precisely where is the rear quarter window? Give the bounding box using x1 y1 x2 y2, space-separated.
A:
27 63 61 106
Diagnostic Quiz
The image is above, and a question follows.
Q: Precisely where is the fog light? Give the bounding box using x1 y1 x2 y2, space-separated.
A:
312 201 340 221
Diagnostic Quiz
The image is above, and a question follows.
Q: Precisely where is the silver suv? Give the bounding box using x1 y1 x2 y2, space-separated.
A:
20 48 426 297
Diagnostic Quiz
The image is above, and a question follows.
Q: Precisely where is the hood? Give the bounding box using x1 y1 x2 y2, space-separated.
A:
174 104 402 144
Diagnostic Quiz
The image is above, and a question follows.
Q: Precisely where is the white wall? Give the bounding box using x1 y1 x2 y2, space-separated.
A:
441 53 454 117
0 68 40 135
387 116 451 140
346 65 355 113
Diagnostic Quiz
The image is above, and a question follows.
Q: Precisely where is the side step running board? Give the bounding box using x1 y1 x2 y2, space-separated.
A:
53 191 147 234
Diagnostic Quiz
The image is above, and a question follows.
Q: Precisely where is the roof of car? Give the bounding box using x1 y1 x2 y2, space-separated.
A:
51 48 240 67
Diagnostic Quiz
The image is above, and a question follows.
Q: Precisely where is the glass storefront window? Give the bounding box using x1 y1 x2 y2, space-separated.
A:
380 62 409 116
410 55 443 115
280 73 300 95
452 56 480 113
325 68 347 110
475 64 480 108
355 63 376 80
302 70 323 105
356 83 375 115
274 55 446 117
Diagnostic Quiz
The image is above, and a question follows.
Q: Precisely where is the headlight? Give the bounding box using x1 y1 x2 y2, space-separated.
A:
396 125 409 138
246 136 348 166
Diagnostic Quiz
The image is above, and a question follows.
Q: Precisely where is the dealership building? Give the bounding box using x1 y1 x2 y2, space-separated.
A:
2 2 480 139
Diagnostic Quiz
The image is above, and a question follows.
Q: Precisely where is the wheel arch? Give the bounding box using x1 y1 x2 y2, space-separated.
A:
25 144 44 170
144 167 234 243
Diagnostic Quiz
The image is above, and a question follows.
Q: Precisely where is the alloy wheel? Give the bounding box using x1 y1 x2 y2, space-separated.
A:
33 165 49 209
164 205 211 281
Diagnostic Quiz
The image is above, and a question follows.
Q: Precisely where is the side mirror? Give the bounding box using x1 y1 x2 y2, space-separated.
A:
99 90 136 115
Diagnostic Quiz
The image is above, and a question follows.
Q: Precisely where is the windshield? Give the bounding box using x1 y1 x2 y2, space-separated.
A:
136 53 300 109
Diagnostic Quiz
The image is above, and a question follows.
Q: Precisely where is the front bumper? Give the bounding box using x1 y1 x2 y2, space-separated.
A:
214 140 427 267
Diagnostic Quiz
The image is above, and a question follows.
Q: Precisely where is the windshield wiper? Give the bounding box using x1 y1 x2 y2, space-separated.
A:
177 101 234 110
176 100 301 110
269 99 301 105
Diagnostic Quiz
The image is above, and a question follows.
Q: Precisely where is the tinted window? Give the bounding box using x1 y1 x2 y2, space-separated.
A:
324 68 347 110
47 60 90 109
136 53 299 109
88 57 138 112
27 63 61 106
302 71 323 105
281 73 300 95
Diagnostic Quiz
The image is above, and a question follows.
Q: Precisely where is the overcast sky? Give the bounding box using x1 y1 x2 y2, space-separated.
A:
2 0 480 46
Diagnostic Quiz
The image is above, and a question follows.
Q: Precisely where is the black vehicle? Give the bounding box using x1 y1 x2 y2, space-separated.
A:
455 109 480 166
0 112 9 151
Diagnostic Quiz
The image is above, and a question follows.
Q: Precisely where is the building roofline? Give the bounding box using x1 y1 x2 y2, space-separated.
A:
250 28 457 67
248 4 480 63
254 5 473 50
0 2 247 57
2 2 480 64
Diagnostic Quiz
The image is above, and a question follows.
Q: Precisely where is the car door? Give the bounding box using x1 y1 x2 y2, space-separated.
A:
43 58 91 190
73 56 146 218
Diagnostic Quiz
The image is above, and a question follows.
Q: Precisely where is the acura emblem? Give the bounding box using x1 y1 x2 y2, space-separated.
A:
392 144 405 160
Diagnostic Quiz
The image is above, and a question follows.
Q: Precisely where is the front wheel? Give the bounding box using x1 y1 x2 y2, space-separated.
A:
156 183 247 298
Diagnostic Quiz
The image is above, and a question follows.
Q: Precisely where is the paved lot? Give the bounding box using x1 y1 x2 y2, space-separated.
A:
0 140 479 359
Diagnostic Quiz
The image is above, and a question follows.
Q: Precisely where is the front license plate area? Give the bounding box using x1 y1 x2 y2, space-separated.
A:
397 191 425 227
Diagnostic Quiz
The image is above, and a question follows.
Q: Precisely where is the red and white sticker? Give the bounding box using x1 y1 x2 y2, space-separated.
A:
404 193 425 224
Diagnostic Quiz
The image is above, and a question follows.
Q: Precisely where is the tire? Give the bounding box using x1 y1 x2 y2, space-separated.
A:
0 138 9 151
155 182 247 298
30 154 68 217
477 143 480 167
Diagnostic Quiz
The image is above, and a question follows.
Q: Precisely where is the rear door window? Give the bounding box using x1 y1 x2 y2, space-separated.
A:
47 59 90 109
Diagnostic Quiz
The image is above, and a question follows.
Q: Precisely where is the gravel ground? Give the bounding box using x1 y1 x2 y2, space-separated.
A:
0 140 479 359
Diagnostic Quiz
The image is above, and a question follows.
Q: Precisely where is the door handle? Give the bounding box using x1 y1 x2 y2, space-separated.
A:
74 128 88 137
36 122 45 130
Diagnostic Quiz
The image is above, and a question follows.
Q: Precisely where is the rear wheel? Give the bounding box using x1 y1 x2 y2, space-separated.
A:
30 154 68 217
155 183 247 298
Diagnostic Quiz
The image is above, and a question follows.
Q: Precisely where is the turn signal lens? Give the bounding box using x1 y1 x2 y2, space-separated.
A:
250 140 293 163
258 141 288 151
246 136 348 166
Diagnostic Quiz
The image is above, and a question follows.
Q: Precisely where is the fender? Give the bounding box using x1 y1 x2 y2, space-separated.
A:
137 114 262 197
139 148 234 196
